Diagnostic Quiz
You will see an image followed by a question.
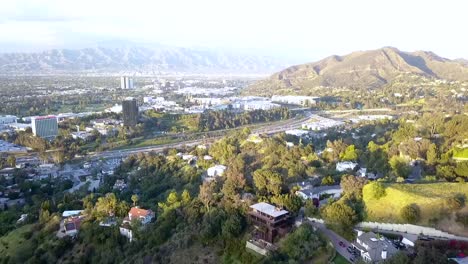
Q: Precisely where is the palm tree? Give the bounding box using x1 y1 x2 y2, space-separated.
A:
131 194 139 207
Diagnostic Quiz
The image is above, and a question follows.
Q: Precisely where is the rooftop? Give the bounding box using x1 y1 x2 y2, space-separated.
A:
129 207 152 218
250 202 289 218
32 115 57 120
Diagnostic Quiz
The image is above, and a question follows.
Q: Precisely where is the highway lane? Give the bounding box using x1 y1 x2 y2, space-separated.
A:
87 112 314 160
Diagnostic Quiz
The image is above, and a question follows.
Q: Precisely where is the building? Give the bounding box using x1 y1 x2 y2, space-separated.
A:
31 116 58 139
0 115 17 125
248 202 293 243
120 76 134 89
126 207 154 224
336 161 358 172
120 207 155 241
301 116 344 131
63 216 83 236
271 95 317 106
353 231 398 263
285 129 309 137
122 97 139 127
296 185 343 200
207 165 227 178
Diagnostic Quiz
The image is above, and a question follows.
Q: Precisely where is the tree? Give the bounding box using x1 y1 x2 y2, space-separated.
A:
400 203 421 223
271 194 303 214
340 175 367 199
181 189 191 205
131 194 139 206
221 213 245 240
304 200 319 218
389 156 411 178
341 145 358 161
367 182 386 199
455 162 468 178
413 246 449 264
95 193 118 219
322 201 358 234
426 143 438 165
51 150 65 164
280 224 325 262
436 165 456 181
321 175 335 186
445 194 465 211
6 156 15 168
253 169 283 197
199 181 217 211
383 252 411 264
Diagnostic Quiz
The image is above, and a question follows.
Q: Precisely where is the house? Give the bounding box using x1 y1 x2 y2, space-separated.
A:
285 129 309 137
336 161 358 172
120 222 134 241
64 216 83 236
182 154 195 160
353 231 398 263
203 155 213 160
296 185 342 200
126 207 155 225
248 202 293 243
357 167 367 177
207 165 227 177
62 210 83 218
120 207 155 241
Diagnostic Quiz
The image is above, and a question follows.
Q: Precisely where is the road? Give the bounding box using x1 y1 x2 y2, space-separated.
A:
309 221 357 263
86 112 314 160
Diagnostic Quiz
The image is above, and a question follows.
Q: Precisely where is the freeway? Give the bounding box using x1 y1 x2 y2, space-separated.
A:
86 112 314 160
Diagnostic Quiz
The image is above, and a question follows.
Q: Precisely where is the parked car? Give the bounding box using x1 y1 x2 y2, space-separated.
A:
339 241 345 247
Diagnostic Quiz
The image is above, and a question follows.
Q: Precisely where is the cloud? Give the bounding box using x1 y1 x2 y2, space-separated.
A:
0 0 467 59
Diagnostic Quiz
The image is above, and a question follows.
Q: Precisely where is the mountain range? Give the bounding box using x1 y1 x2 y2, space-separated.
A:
246 47 468 95
0 45 294 75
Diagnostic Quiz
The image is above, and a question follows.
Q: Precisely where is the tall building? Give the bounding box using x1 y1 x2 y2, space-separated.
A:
122 98 139 126
248 202 292 243
31 116 58 139
120 76 134 89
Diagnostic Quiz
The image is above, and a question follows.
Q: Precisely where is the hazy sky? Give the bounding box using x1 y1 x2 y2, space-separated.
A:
1 0 467 60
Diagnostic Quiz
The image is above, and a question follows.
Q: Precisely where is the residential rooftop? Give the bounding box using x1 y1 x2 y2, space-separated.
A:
250 202 288 218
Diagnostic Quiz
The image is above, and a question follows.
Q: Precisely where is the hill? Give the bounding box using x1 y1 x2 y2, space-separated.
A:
363 183 468 236
246 47 468 96
0 45 293 75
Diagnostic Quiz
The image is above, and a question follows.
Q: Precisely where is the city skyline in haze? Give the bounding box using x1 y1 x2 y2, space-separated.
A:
1 0 467 61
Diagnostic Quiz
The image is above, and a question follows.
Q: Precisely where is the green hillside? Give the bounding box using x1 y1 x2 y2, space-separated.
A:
363 183 468 224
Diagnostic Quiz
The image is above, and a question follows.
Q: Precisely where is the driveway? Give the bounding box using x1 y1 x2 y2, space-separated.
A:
309 221 357 262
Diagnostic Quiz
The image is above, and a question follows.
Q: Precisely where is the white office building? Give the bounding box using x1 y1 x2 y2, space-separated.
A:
31 116 58 139
271 95 317 106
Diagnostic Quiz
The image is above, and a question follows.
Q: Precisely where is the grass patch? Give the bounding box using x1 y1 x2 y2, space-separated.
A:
363 183 468 224
0 224 34 261
331 253 350 264
453 147 468 160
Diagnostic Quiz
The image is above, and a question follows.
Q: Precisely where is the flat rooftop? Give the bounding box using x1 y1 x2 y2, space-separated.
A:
250 202 288 218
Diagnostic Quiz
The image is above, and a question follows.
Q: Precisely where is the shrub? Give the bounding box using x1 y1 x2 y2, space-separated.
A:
445 194 465 211
368 182 386 199
400 203 421 223
456 212 468 226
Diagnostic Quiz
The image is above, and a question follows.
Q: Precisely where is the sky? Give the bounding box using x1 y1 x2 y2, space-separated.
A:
1 0 467 60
